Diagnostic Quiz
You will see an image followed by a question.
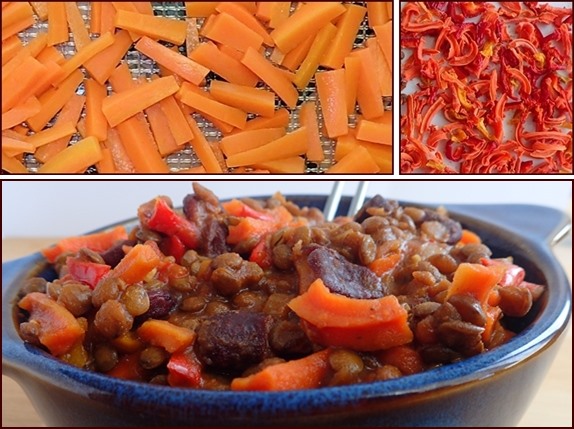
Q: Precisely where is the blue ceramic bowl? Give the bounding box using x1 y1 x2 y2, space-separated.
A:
3 196 572 427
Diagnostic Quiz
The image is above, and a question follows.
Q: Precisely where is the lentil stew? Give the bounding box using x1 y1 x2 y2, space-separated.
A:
15 183 545 390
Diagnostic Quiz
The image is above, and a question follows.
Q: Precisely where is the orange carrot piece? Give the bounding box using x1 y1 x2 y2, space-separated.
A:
83 30 131 85
158 94 194 147
27 69 84 132
226 126 308 167
255 2 274 23
65 2 91 50
367 2 390 27
201 12 264 54
2 135 35 157
299 101 324 162
2 57 47 113
2 152 28 173
47 3 68 46
270 2 346 53
135 36 208 86
368 252 401 276
90 1 102 33
350 47 385 119
1 14 34 41
457 229 482 246
111 243 162 284
268 2 292 29
366 38 392 97
2 1 33 30
280 34 313 72
176 83 235 134
378 345 424 375
114 9 188 45
189 41 258 87
326 144 380 174
315 69 348 139
447 263 504 306
241 47 299 109
179 104 224 173
102 75 180 128
2 33 47 79
18 292 85 356
96 144 116 173
2 35 23 66
185 2 218 18
30 2 49 21
85 78 108 141
321 4 367 70
185 17 200 57
132 2 153 15
138 320 196 353
99 2 116 35
37 135 103 173
215 2 274 46
31 94 83 162
240 108 290 132
253 156 305 174
343 55 361 115
373 22 392 71
26 121 77 150
220 127 287 157
2 97 41 130
292 22 337 89
103 127 135 173
231 349 331 391
356 118 392 145
179 82 247 130
36 46 65 65
209 80 276 118
144 101 179 156
289 278 412 351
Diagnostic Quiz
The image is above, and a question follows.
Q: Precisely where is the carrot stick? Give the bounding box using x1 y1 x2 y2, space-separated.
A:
27 69 84 132
30 2 49 21
37 136 102 173
36 46 65 65
179 103 224 173
96 144 116 173
366 38 392 97
132 2 153 15
185 2 218 18
2 56 47 113
367 2 390 27
253 156 305 174
99 2 116 35
114 9 188 45
102 75 180 128
138 320 196 354
268 2 292 29
145 101 179 156
65 2 91 50
255 2 274 23
2 1 34 30
373 23 392 71
241 108 290 132
315 69 348 139
220 128 287 157
2 97 41 130
189 42 259 87
158 93 194 147
83 30 131 85
241 47 298 109
350 48 385 120
343 55 361 115
2 33 47 79
35 94 85 163
177 84 235 134
26 60 65 99
25 121 77 150
215 2 274 46
270 2 346 53
85 78 108 141
293 22 337 90
326 144 380 174
2 152 28 173
321 4 367 70
2 136 35 157
2 35 23 66
47 2 68 46
185 18 200 57
104 127 136 173
201 12 264 54
356 118 392 145
1 14 34 41
280 34 313 72
226 126 308 167
209 80 276 118
90 1 102 33
298 101 324 162
135 36 209 86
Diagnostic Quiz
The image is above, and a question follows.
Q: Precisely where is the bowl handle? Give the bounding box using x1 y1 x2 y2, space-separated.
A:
446 204 572 247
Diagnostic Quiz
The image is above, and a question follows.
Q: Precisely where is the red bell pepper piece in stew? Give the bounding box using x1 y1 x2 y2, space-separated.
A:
65 257 111 289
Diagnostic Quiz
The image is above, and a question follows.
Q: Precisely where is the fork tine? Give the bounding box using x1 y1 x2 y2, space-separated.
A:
348 181 369 217
323 181 344 221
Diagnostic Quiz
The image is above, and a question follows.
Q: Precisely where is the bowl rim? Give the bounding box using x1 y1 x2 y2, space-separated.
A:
2 196 572 418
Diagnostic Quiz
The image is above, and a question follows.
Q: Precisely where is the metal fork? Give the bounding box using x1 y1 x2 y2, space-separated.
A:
323 181 369 221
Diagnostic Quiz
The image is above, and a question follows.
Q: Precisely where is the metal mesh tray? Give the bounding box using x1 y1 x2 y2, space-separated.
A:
18 2 392 174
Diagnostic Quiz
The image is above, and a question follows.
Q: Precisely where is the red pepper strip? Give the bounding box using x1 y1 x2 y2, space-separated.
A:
402 21 445 33
505 67 532 95
249 237 273 269
66 257 111 289
450 40 478 66
493 93 508 142
159 234 186 263
522 131 571 142
508 38 538 54
489 70 498 102
146 198 199 249
167 350 203 388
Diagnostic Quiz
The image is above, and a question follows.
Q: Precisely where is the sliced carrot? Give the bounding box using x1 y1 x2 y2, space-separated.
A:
158 94 194 147
280 34 313 72
446 263 504 306
326 144 380 174
253 156 305 174
373 22 392 71
457 229 482 246
299 101 324 162
366 38 392 97
177 84 235 134
2 33 47 79
2 14 34 41
37 135 103 174
145 101 179 156
65 2 91 50
27 69 84 132
220 128 287 157
85 79 108 142
343 55 361 115
36 46 65 65
185 17 200 57
2 1 34 30
209 80 276 118
367 2 390 27
226 126 308 168
132 2 153 15
270 2 346 53
288 278 412 351
2 56 47 113
30 2 49 21
90 1 102 33
241 47 299 109
321 4 367 70
201 12 264 54
26 121 77 150
102 75 180 127
26 61 66 101
231 349 331 391
2 35 23 66
315 69 348 139
96 144 116 173
55 32 115 85
255 2 274 23
360 141 392 173
2 135 35 157
111 243 162 284
293 22 337 89
135 36 209 86
103 127 136 173
138 320 196 353
47 2 68 46
378 345 423 375
268 2 292 29
114 9 188 45
18 292 86 356
189 41 258 87
2 97 41 130
368 252 401 276
2 152 28 173
179 82 247 130
215 2 274 46
356 118 392 145
99 2 116 35
185 2 218 18
34 94 85 163
84 30 132 85
241 107 290 132
350 47 386 120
